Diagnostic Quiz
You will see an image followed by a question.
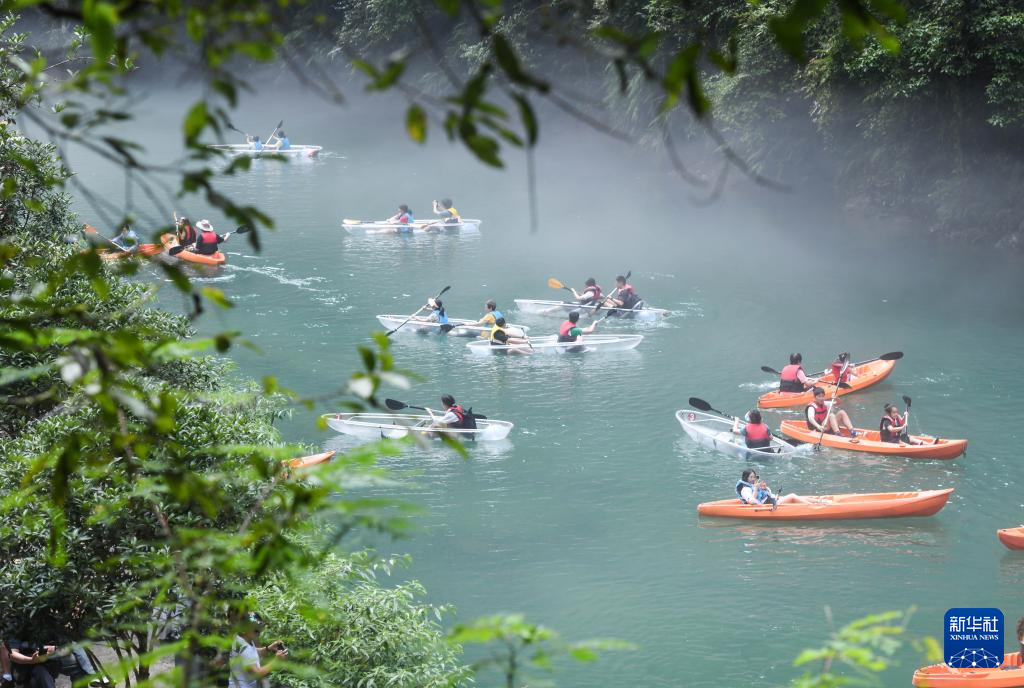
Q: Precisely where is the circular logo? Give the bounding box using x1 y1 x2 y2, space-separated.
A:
687 412 696 421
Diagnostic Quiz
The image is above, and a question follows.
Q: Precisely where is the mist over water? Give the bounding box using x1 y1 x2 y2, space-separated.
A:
38 74 1024 686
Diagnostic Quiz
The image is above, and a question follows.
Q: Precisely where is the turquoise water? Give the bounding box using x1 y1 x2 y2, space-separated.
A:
58 85 1024 686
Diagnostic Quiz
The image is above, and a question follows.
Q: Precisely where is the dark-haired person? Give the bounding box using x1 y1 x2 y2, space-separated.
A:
229 613 287 688
426 395 472 429
425 297 449 325
731 410 773 450
779 353 812 393
268 129 290 151
1017 616 1024 656
735 469 824 506
557 311 596 343
110 224 139 253
474 300 502 330
245 135 263 152
603 275 640 310
879 403 922 445
830 352 857 384
489 317 531 353
806 387 857 438
8 641 59 688
193 219 227 256
387 204 414 229
432 198 460 224
569 278 602 306
176 216 198 247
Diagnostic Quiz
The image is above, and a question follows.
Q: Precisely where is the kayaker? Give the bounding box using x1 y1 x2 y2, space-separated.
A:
425 395 474 430
731 410 773 450
425 298 449 325
474 300 502 328
432 198 460 224
111 224 139 253
778 353 813 392
879 403 922 445
603 275 640 310
490 317 531 352
176 216 198 247
269 129 290 151
246 135 264 152
194 220 227 256
557 311 597 343
569 278 602 306
806 387 858 438
830 352 857 384
387 204 414 225
1018 616 1024 655
736 469 825 506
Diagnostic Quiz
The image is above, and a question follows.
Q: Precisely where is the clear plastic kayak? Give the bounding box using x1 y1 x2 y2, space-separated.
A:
466 334 643 355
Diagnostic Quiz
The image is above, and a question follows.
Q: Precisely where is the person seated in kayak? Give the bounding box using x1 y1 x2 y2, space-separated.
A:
268 129 290 151
474 300 502 329
432 198 460 224
569 278 602 306
830 352 857 384
779 352 813 392
424 298 449 325
425 395 474 430
111 224 139 253
176 216 198 247
557 311 597 343
879 403 922 445
603 275 640 310
490 317 531 351
736 469 825 506
806 387 858 438
730 410 773 449
386 204 414 232
193 219 227 256
246 135 263 151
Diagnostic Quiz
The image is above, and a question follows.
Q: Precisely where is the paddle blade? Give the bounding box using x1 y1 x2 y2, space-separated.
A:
902 395 912 408
168 246 185 256
688 397 712 412
342 218 363 225
880 351 904 361
234 225 253 234
435 285 451 298
439 323 455 333
384 398 406 411
837 382 852 389
624 270 631 280
547 277 565 290
82 223 98 234
761 366 781 376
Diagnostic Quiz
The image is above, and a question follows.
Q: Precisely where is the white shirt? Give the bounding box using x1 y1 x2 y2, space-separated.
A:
229 636 260 688
437 409 459 425
739 484 773 504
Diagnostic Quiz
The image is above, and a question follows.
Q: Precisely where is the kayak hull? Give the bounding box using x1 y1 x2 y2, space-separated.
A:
758 359 897 408
675 410 803 459
466 334 643 355
322 413 513 441
160 233 226 266
375 314 528 338
285 450 336 469
913 653 1024 687
97 244 162 260
342 219 481 235
513 298 668 322
779 420 967 460
998 527 1024 551
208 144 322 158
698 489 954 521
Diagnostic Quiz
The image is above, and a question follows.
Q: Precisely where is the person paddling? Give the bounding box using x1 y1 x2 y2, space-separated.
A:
569 278 602 306
425 298 449 325
269 129 290 151
879 403 922 445
387 204 414 225
736 469 825 506
246 135 264 152
489 317 531 353
425 395 473 430
806 387 858 438
193 219 227 256
474 300 502 329
731 410 773 450
603 275 640 310
432 198 460 225
176 216 198 247
778 353 813 392
557 311 597 343
111 224 139 253
830 352 857 384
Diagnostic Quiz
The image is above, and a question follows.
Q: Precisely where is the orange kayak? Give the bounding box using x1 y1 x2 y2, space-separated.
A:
284 450 336 469
698 488 953 521
913 652 1024 687
998 527 1024 551
97 244 162 260
779 420 967 460
160 233 226 266
758 359 896 409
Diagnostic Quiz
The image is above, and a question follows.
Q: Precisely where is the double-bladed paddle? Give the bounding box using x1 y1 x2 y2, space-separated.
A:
814 358 851 451
803 351 903 378
547 277 574 293
385 398 487 419
386 286 451 336
168 225 251 256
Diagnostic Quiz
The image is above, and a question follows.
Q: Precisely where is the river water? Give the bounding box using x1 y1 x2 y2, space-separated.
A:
56 82 1024 687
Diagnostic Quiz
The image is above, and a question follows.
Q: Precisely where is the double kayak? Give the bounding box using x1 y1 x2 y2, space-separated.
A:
675 410 803 459
208 144 322 158
284 450 336 469
757 358 897 408
779 420 967 460
513 299 668 322
698 488 954 521
342 218 481 235
375 314 528 338
160 233 226 266
466 334 643 355
998 527 1024 551
913 653 1023 687
323 412 513 441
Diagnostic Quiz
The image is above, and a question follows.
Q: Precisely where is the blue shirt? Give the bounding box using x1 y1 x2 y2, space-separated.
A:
279 137 290 150
112 229 139 252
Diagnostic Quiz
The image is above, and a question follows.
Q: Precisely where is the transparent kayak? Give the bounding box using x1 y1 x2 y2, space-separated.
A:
342 219 482 235
466 334 643 355
675 410 803 459
322 412 513 441
375 314 528 338
207 144 322 157
513 298 668 321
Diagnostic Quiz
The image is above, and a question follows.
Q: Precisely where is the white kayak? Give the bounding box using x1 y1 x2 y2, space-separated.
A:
676 410 803 459
466 334 643 355
322 412 513 441
375 315 528 338
341 218 482 235
208 144 322 158
513 299 668 322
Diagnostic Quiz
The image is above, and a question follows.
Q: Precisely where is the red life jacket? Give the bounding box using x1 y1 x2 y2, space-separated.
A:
808 401 828 426
450 404 468 428
831 361 851 383
180 225 197 245
779 364 804 392
879 414 906 441
582 284 602 303
199 230 218 246
559 320 575 337
745 423 771 441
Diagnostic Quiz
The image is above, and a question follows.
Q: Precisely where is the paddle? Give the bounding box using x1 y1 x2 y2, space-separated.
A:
547 277 574 294
594 269 631 317
387 286 451 337
168 225 251 256
385 398 486 420
814 359 850 451
687 397 799 447
807 351 904 378
226 121 250 138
